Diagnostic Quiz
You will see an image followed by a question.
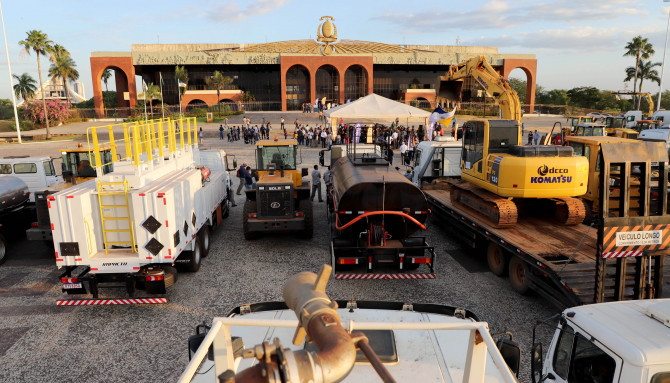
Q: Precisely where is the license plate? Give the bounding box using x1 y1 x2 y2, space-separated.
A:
62 283 82 290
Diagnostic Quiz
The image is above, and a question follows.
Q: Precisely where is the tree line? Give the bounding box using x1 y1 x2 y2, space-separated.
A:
509 35 665 113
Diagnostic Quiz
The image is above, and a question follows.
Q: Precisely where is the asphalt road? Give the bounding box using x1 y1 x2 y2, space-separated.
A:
0 114 562 382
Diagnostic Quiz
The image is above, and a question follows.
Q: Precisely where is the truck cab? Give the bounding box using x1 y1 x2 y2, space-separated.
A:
411 137 462 187
0 156 61 202
532 299 670 383
573 123 607 137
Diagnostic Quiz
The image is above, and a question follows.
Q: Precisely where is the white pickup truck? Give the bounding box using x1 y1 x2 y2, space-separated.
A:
532 299 670 383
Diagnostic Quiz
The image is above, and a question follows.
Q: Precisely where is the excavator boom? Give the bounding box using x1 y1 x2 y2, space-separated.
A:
610 91 654 117
438 55 522 123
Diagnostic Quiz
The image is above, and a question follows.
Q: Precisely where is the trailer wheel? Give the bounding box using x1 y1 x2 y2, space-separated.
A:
243 200 259 240
299 200 313 239
0 233 6 265
508 257 530 295
198 225 211 258
487 243 507 276
183 236 202 272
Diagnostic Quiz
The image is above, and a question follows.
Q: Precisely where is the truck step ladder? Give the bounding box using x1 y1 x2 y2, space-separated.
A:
96 180 136 253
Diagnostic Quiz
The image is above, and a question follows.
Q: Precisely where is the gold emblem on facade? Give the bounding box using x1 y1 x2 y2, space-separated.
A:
317 16 337 56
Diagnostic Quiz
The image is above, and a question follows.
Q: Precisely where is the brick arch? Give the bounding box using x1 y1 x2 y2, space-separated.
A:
315 64 340 105
501 58 537 113
90 55 136 118
280 56 374 111
343 64 369 102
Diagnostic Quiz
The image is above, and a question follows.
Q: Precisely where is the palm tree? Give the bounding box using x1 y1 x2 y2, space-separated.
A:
626 60 662 92
48 45 79 104
12 73 37 101
101 68 112 92
144 82 161 117
175 65 189 95
205 71 233 117
19 30 53 138
624 36 655 109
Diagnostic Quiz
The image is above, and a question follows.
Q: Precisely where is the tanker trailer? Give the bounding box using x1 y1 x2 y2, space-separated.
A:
0 175 33 264
328 155 436 279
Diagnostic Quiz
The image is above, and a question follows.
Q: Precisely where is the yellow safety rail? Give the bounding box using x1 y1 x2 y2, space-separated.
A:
96 179 137 254
86 117 198 172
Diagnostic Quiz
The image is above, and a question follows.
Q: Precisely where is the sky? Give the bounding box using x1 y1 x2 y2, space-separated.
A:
2 0 669 102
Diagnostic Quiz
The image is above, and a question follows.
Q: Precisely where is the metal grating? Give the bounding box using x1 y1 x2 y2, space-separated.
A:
142 215 161 234
144 238 164 256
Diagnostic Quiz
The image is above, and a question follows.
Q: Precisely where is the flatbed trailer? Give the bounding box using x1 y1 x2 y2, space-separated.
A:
427 188 670 308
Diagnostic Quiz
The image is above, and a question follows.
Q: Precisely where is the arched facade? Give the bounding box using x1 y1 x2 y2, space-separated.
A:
501 58 537 113
180 90 243 108
285 64 310 111
279 55 373 111
90 54 137 118
344 65 367 102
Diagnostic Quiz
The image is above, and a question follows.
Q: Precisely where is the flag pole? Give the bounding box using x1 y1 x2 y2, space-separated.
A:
142 80 148 124
159 72 165 119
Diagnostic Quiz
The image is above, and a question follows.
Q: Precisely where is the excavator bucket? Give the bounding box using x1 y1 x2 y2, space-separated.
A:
438 80 464 102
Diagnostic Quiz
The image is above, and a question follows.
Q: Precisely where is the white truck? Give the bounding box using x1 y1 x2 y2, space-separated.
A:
409 136 462 187
180 265 521 382
532 299 670 383
52 118 235 302
0 156 62 202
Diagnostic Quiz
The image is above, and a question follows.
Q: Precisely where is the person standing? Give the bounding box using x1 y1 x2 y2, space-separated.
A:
199 127 204 145
310 165 322 202
533 130 540 145
281 116 285 131
219 124 224 140
386 146 394 165
527 130 533 145
244 166 254 199
320 129 327 148
236 163 247 195
400 141 408 165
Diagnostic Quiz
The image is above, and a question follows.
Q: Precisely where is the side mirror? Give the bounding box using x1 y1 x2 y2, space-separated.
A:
497 338 521 377
187 333 213 361
319 150 325 166
531 343 543 383
302 168 308 177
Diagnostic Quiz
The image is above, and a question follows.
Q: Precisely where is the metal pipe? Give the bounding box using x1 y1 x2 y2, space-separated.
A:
335 210 427 231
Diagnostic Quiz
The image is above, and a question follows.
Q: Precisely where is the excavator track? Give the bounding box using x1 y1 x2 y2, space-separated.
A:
449 181 518 228
552 197 586 226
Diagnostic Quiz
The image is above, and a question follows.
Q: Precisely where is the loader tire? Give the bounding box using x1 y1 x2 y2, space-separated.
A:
0 233 6 265
243 200 259 240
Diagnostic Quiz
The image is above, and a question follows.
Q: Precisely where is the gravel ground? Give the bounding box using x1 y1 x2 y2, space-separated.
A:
0 114 561 382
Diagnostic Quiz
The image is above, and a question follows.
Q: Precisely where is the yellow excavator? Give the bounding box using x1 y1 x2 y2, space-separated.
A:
437 55 589 227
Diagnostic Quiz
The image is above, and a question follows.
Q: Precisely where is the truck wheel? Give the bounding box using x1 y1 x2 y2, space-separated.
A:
243 200 259 240
0 233 6 265
183 236 202 272
508 257 530 295
299 200 313 239
222 197 230 219
487 243 507 276
198 225 211 258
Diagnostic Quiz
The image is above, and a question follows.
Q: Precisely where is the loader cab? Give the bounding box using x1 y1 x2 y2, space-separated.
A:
574 123 607 137
61 148 113 179
567 116 594 129
255 140 297 171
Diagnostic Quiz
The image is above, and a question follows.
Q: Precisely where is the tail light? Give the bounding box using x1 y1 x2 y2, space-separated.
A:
411 257 432 264
31 222 39 227
248 213 257 218
61 277 78 284
338 258 359 265
296 212 304 217
145 275 164 282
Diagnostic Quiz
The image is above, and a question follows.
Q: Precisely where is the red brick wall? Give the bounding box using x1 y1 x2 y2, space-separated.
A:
502 58 537 113
90 56 136 118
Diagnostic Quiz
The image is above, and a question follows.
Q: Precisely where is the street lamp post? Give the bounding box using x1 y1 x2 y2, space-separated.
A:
658 0 670 111
0 0 22 144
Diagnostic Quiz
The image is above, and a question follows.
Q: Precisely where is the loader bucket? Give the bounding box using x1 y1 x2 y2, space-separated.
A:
438 80 463 102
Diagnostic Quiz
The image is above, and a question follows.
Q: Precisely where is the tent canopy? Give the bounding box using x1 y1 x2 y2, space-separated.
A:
324 93 430 124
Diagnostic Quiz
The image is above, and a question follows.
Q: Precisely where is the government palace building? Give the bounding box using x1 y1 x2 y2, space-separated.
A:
90 17 536 118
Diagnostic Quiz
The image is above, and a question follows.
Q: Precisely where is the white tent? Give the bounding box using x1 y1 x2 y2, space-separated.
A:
324 93 430 126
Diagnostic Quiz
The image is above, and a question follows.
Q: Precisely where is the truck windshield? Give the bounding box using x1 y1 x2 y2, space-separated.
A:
257 145 297 170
